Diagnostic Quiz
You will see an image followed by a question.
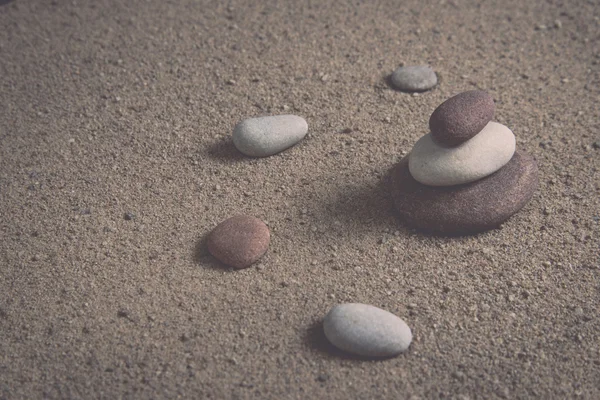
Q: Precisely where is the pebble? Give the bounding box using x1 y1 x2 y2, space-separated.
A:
429 90 495 146
409 122 516 186
390 65 437 92
232 115 308 157
323 303 412 357
391 151 539 234
207 215 270 269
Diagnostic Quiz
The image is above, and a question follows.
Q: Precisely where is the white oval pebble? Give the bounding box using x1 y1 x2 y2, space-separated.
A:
391 65 437 92
408 121 516 186
323 303 412 357
232 115 308 157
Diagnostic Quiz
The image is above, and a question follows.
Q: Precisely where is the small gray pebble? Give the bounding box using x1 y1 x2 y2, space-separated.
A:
391 65 437 92
323 303 412 357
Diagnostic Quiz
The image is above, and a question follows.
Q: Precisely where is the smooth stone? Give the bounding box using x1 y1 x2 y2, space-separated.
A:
409 122 516 187
430 90 495 146
232 115 308 157
390 65 437 92
323 303 412 357
207 215 270 269
391 150 539 235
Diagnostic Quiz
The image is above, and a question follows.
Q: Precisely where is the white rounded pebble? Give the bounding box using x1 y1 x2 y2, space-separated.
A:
323 303 412 357
408 121 516 186
232 115 308 157
391 65 437 92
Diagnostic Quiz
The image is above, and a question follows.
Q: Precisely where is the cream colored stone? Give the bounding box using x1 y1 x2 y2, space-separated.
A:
408 122 516 186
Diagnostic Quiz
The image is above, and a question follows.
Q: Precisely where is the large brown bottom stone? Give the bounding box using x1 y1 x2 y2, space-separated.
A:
390 150 538 235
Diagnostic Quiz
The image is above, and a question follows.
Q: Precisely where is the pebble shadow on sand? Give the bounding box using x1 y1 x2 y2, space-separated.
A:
204 138 251 163
193 233 236 272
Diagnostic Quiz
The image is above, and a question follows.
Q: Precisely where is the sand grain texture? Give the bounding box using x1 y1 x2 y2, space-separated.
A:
1 0 599 399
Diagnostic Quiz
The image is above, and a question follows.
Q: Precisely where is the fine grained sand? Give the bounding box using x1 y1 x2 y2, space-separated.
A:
1 0 599 398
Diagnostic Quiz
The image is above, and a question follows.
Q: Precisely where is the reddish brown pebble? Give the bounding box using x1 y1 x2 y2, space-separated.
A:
429 90 495 146
390 151 538 234
207 215 270 268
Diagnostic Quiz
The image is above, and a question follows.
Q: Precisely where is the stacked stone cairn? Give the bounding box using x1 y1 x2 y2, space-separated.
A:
391 90 539 235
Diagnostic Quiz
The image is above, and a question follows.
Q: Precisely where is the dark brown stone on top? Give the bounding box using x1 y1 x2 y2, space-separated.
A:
429 90 495 147
390 150 538 235
207 215 270 268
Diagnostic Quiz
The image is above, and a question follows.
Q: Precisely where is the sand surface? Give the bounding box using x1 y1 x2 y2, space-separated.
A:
1 0 599 398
